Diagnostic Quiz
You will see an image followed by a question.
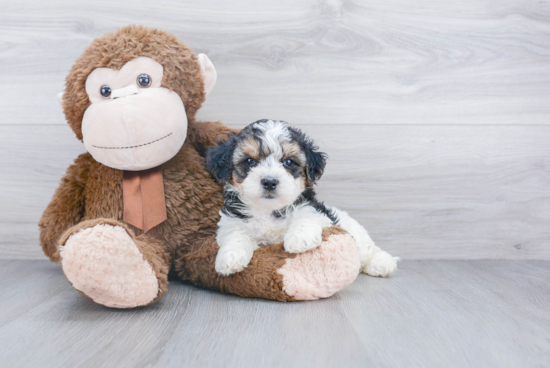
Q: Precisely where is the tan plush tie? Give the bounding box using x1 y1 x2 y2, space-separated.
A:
123 166 167 232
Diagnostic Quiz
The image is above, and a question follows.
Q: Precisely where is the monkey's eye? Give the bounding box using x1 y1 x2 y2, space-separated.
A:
100 85 112 99
283 159 295 168
246 158 257 167
137 74 152 88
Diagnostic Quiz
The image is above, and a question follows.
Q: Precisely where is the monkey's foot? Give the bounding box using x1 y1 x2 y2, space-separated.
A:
277 227 360 300
60 223 160 308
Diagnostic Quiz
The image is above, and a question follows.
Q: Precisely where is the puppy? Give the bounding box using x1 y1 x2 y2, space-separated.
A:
206 119 398 277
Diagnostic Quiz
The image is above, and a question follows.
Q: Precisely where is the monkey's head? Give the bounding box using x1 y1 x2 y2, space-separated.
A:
60 25 216 171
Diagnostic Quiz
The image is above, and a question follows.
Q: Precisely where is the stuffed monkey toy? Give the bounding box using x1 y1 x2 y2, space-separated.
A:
39 25 360 308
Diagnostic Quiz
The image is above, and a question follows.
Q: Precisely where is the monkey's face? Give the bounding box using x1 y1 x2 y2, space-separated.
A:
61 26 217 170
81 57 186 171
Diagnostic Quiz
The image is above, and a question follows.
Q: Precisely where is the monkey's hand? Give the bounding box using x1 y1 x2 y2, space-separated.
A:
187 120 240 156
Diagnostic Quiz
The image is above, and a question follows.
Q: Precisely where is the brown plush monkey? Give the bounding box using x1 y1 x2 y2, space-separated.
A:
39 25 360 308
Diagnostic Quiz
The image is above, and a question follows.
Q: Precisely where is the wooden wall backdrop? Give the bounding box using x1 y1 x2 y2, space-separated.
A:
1 0 549 259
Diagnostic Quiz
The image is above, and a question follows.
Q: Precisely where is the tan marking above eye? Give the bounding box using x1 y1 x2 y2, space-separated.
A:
238 137 262 160
281 141 302 157
282 152 306 166
233 149 261 165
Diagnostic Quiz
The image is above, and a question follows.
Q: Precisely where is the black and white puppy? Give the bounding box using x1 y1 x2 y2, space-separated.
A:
206 119 398 276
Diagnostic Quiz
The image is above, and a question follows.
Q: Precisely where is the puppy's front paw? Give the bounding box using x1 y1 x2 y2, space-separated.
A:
363 251 399 277
284 224 323 253
215 246 253 276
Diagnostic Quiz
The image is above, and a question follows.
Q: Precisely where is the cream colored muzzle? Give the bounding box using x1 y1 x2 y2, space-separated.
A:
111 84 139 99
81 86 187 171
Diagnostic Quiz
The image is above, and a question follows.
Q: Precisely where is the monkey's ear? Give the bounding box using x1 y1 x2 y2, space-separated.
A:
57 92 64 108
206 135 237 183
197 53 217 96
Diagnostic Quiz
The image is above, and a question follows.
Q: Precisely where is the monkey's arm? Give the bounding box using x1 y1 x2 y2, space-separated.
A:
39 153 91 262
187 120 239 156
175 226 360 302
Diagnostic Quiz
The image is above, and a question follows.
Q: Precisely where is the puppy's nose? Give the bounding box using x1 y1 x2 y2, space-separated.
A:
261 178 279 191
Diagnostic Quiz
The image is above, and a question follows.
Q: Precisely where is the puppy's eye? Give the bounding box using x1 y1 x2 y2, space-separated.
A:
283 159 295 168
246 158 257 166
137 74 152 88
100 85 112 99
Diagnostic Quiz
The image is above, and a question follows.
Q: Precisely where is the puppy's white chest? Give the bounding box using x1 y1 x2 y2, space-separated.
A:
246 216 290 246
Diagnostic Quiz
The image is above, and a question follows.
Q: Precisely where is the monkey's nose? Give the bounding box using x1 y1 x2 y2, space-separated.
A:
111 84 139 99
261 178 279 191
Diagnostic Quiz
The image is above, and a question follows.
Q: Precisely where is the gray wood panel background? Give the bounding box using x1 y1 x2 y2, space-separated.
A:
1 0 549 259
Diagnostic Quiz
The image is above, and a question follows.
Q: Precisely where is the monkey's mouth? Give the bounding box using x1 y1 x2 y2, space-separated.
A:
92 132 173 150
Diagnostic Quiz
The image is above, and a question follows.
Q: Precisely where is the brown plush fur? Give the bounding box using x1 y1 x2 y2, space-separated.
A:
62 25 207 141
39 25 297 303
39 25 351 305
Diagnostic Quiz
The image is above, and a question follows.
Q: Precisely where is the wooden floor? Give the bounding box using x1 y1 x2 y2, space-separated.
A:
0 260 548 368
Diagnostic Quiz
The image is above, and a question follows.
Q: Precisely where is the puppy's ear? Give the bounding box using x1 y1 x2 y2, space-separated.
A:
289 127 327 185
304 145 327 184
206 135 237 183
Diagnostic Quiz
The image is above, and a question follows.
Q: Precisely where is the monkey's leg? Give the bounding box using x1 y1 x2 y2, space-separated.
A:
175 226 360 301
58 219 170 308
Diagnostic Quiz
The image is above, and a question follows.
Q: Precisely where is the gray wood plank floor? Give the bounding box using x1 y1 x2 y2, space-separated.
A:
0 260 548 368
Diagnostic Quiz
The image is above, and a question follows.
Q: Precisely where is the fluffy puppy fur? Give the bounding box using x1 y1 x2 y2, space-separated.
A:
207 119 399 276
